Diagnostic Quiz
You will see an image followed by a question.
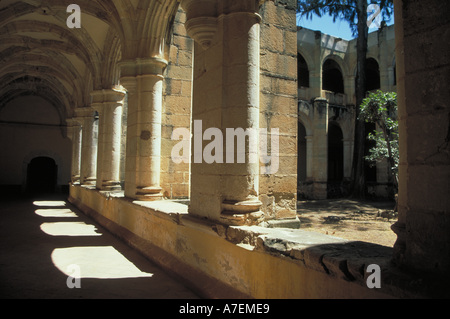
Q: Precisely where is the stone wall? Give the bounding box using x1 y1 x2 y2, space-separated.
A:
161 9 193 199
259 0 298 224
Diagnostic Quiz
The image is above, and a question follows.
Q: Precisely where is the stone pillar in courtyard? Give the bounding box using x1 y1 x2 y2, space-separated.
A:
92 89 126 191
343 138 353 181
312 97 328 199
182 0 264 225
76 108 98 186
67 118 82 184
392 0 450 276
119 58 166 200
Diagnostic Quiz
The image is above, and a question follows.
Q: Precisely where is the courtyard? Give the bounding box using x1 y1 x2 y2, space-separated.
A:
297 199 397 247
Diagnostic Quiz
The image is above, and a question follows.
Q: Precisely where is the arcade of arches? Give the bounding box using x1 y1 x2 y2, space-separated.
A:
297 24 396 200
0 0 449 298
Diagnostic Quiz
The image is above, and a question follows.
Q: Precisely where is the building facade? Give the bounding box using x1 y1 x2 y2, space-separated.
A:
297 24 397 199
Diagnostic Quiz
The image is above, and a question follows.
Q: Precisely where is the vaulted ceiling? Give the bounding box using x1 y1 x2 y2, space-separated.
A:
0 0 180 122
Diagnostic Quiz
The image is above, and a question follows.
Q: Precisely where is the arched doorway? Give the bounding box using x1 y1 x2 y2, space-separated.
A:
328 123 344 197
26 157 57 194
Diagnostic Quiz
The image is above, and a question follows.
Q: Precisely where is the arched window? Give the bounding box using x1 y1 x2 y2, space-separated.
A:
27 157 57 194
322 59 344 94
366 58 380 91
298 54 310 88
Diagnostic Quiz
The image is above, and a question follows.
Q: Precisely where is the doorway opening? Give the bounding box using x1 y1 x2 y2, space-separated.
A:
26 157 57 195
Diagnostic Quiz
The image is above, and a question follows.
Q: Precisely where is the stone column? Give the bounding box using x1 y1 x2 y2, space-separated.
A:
119 58 166 200
67 118 82 184
92 89 126 191
343 138 353 180
220 7 263 225
182 0 263 225
312 98 328 199
77 108 98 186
305 135 313 179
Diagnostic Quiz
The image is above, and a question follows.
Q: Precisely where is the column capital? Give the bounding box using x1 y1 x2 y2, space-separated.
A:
74 107 96 119
181 0 262 50
66 118 82 127
90 88 126 113
91 88 126 103
119 58 167 94
118 57 168 78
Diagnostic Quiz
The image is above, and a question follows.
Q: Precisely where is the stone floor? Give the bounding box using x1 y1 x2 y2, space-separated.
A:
0 193 200 299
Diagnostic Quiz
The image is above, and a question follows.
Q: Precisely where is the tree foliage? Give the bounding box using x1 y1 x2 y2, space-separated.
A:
360 91 398 191
296 0 394 36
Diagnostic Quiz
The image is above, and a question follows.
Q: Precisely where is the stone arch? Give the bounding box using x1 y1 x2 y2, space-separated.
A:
297 52 310 88
322 57 345 94
298 109 313 136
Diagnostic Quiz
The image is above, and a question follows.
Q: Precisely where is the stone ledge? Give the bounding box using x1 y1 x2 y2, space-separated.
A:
221 224 450 298
223 225 388 283
69 185 450 298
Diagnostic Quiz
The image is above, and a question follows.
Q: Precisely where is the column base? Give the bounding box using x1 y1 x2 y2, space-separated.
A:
134 186 163 201
221 198 264 226
81 177 96 186
71 175 80 184
99 180 122 191
313 182 328 200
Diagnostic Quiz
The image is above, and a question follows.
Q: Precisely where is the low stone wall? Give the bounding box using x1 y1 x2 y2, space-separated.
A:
69 185 441 298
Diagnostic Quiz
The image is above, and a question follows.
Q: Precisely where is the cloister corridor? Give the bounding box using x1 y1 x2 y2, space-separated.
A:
0 194 200 299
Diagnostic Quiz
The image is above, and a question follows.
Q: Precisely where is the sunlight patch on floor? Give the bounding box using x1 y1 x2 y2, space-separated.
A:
33 201 67 207
51 246 154 279
35 209 78 218
40 222 102 237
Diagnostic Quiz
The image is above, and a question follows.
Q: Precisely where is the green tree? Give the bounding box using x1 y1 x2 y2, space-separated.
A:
296 0 394 198
360 90 398 193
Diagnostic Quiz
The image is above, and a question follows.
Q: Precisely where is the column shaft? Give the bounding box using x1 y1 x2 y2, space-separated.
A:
71 120 82 184
119 58 166 200
78 108 98 186
219 10 263 225
183 0 263 225
93 89 126 191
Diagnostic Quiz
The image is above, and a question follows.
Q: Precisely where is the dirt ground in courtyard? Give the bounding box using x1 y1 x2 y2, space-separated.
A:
297 199 398 247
